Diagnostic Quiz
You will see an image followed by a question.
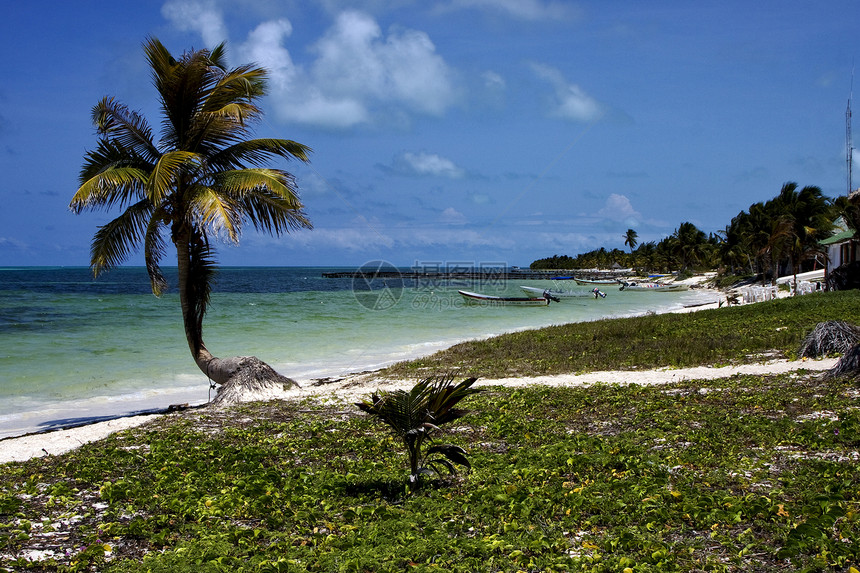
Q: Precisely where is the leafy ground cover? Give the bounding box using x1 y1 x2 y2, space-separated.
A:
385 290 860 379
0 371 858 572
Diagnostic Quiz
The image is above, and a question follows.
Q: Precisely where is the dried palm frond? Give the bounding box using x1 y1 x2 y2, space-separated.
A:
798 321 860 358
826 343 860 379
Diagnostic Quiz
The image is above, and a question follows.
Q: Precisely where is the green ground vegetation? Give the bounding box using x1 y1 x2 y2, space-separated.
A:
1 292 859 572
1 375 857 572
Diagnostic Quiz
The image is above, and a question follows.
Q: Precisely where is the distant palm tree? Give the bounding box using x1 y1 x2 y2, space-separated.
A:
624 229 638 253
772 182 833 288
742 201 783 281
716 223 748 275
833 192 860 238
634 241 657 271
70 38 312 391
671 222 708 273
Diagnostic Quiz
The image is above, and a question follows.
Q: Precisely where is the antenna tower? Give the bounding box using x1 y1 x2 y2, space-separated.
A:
849 66 855 195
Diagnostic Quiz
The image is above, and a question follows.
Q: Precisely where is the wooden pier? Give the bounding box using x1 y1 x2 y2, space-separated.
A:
321 269 624 281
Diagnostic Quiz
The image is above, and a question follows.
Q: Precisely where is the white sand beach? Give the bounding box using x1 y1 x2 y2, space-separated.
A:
0 356 838 464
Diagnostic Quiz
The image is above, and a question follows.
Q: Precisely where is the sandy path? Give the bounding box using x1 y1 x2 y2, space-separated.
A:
0 357 837 464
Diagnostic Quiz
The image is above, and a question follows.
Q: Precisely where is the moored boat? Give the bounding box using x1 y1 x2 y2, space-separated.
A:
619 281 689 292
519 285 607 299
458 290 551 306
573 277 621 286
519 286 588 298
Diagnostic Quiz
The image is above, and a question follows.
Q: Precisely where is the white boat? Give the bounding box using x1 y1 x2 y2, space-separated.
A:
519 286 606 299
619 281 689 292
519 286 587 298
573 277 621 286
458 290 551 306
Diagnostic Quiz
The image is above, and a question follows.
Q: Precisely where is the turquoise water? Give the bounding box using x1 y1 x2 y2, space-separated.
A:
0 267 713 438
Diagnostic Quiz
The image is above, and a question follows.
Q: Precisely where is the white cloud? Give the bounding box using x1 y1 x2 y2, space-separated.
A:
161 0 228 48
440 0 576 21
287 225 396 251
233 17 370 128
311 11 456 115
597 193 641 224
481 70 505 92
279 222 508 253
296 171 334 196
0 236 27 249
530 63 604 122
476 70 506 108
404 227 510 249
232 10 457 129
440 207 468 225
239 19 295 87
394 151 466 178
534 230 625 254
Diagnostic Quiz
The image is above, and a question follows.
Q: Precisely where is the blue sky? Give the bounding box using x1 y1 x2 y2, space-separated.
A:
1 1 857 269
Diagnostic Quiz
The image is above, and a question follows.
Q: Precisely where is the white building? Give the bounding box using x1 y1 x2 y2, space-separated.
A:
821 215 860 274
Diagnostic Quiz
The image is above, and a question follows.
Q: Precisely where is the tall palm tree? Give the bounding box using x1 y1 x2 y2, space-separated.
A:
634 241 657 272
716 223 748 275
623 228 638 253
745 201 783 281
772 182 833 288
671 222 708 273
70 38 312 389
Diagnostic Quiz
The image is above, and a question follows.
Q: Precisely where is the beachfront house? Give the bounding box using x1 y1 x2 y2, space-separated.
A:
821 215 860 274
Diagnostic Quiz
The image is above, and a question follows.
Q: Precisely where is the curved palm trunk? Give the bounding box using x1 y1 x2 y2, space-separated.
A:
175 230 230 383
174 229 298 399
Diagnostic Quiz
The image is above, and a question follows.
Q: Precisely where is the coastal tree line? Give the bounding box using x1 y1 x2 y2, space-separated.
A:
532 182 858 282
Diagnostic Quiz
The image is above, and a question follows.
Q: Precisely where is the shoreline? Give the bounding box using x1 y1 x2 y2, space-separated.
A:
0 275 721 440
0 276 794 464
0 356 838 464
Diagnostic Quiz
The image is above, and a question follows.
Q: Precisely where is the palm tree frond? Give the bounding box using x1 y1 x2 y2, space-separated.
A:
204 66 267 114
427 444 471 470
91 97 161 163
240 192 311 234
147 150 199 204
211 138 313 170
204 102 257 125
89 200 154 276
71 166 150 213
356 375 481 487
216 168 296 195
144 213 169 296
207 42 228 69
143 37 178 89
214 169 313 235
191 187 242 243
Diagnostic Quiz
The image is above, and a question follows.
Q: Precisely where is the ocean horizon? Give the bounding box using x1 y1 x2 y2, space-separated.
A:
0 265 714 439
